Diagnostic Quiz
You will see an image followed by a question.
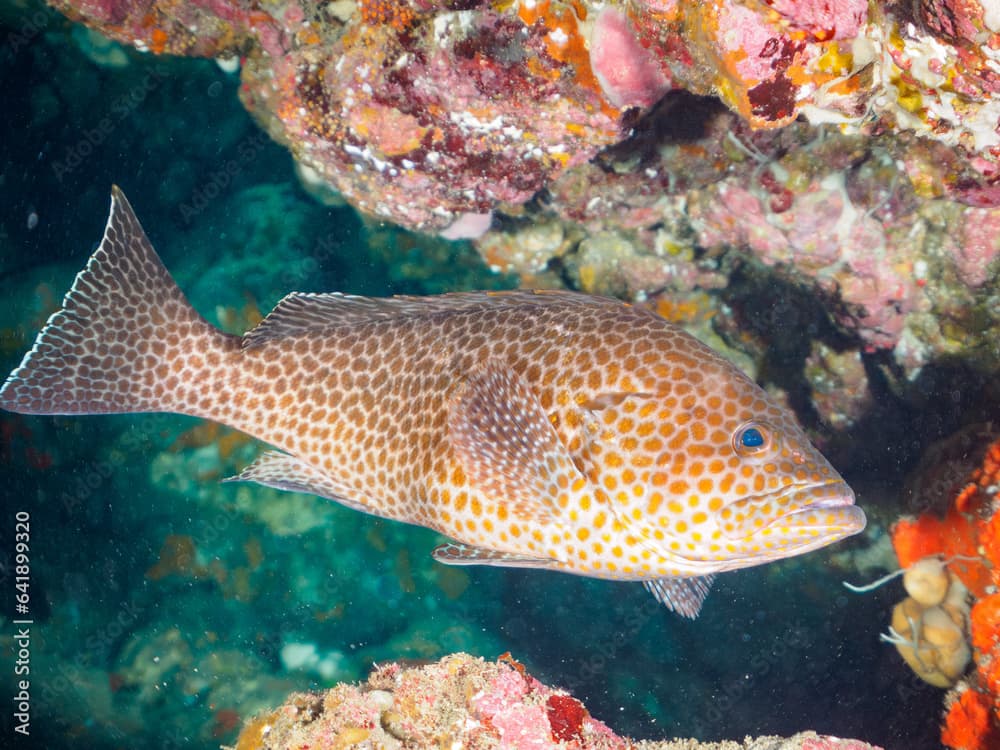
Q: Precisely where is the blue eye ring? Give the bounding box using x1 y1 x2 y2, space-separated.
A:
733 422 771 456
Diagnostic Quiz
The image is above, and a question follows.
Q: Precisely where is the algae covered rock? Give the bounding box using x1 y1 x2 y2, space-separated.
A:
229 652 883 750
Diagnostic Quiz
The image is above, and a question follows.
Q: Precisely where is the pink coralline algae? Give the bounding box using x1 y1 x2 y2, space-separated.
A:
40 0 1000 372
46 0 1000 230
688 169 921 349
228 652 883 750
483 105 1000 375
956 208 1000 287
590 7 672 109
239 6 626 237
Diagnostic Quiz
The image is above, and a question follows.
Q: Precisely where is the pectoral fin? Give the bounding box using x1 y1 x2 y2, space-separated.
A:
448 361 586 524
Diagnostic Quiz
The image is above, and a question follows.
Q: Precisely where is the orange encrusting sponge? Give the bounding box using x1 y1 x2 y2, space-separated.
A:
892 437 1000 750
892 506 992 598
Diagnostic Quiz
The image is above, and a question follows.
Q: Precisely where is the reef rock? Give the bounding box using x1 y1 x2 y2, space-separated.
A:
229 652 882 750
40 0 1000 381
44 0 1000 230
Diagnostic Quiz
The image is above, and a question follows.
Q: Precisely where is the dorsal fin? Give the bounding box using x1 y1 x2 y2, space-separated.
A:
241 289 631 348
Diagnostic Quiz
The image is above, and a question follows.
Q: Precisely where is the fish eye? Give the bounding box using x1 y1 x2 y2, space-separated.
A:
733 422 771 456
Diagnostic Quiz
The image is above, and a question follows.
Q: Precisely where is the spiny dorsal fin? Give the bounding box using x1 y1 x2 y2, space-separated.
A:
241 289 631 348
643 575 716 618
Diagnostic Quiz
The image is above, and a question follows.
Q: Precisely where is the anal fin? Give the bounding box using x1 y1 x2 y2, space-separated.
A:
224 451 374 515
643 575 716 619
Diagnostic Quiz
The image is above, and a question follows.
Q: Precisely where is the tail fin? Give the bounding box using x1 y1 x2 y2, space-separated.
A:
0 186 236 416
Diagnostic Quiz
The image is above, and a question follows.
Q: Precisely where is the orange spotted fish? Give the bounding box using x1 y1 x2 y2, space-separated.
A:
0 188 866 617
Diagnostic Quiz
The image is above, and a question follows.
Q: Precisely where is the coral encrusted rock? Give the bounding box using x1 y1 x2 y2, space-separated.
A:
229 652 882 750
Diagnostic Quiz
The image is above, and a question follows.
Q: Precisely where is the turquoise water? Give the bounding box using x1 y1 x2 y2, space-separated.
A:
0 3 963 748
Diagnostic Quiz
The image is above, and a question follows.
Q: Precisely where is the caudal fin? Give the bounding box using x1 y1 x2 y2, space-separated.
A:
0 186 236 416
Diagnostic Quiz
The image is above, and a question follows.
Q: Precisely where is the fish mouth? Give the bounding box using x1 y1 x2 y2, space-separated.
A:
781 495 867 534
717 480 867 541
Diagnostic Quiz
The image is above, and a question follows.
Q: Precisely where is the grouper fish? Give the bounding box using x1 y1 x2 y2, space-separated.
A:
0 188 866 617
